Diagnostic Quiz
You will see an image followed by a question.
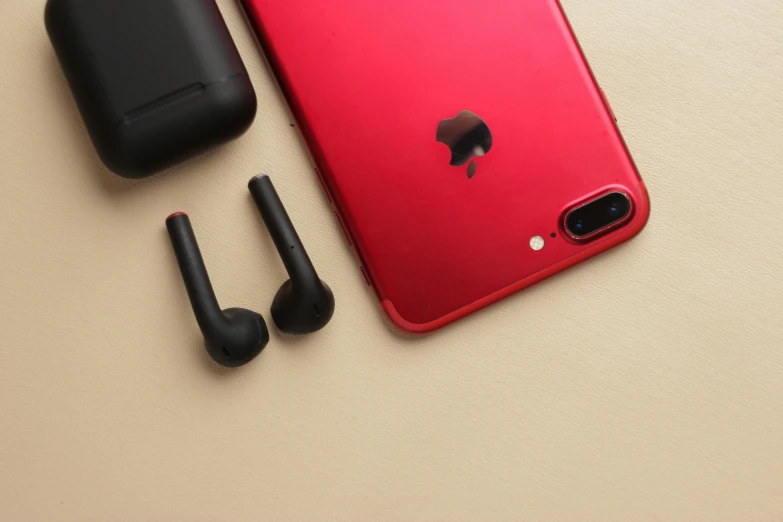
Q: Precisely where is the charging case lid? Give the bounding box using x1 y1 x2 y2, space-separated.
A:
46 0 257 178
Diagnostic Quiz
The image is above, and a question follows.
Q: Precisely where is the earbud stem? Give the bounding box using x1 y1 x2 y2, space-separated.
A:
166 214 224 328
249 175 320 288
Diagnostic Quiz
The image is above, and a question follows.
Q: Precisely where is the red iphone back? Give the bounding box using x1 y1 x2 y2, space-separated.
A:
241 0 650 333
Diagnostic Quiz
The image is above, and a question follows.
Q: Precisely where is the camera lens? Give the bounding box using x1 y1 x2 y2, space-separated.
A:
565 192 631 239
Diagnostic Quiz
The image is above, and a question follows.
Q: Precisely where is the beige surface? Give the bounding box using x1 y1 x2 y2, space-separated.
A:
1 0 782 519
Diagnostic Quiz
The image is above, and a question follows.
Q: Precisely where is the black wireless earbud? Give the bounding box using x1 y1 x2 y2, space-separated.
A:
249 174 335 334
167 213 269 367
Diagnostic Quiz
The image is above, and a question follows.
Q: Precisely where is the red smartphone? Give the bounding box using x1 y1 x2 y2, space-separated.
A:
240 0 650 333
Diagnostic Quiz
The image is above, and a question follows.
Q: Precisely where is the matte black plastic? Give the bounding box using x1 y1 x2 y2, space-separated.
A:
45 0 257 178
249 175 335 334
166 213 268 367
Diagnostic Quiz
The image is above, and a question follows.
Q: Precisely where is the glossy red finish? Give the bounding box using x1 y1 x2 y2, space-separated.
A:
241 0 650 333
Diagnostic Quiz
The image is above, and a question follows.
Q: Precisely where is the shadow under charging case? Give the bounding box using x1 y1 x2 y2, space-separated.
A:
45 0 257 178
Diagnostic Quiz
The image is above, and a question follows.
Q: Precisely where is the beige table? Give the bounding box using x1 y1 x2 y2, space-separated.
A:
1 0 782 519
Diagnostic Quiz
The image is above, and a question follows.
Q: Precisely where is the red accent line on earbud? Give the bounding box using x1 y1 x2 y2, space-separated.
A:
166 212 188 221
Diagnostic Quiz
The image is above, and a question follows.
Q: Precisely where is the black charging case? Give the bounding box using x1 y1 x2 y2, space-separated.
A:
45 0 257 178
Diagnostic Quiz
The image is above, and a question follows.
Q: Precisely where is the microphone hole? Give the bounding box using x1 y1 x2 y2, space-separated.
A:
222 347 231 356
314 305 321 318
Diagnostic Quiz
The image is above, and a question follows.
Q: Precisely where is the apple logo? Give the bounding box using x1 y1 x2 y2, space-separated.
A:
436 110 493 179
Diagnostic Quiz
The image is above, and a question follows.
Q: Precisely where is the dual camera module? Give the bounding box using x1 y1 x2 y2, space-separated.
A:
531 192 632 252
565 192 632 239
